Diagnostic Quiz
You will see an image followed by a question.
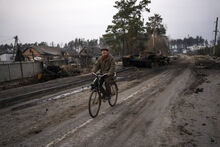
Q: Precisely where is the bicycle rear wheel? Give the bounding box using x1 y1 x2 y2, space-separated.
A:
89 90 101 118
108 83 118 107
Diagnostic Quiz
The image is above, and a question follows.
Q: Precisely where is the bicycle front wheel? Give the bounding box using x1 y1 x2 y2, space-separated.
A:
108 83 118 107
89 90 101 118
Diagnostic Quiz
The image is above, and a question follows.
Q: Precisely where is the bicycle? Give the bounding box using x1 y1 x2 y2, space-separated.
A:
88 73 118 118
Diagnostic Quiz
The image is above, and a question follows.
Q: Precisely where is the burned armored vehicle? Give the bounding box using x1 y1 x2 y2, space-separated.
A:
122 50 170 68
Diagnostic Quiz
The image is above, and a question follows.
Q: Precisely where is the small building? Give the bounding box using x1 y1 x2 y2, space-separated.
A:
63 48 78 64
23 46 63 61
78 48 92 68
79 47 101 57
0 53 14 61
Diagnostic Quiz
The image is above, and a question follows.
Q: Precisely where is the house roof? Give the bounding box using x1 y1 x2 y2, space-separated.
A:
65 48 78 56
24 46 62 56
79 48 90 56
79 47 101 57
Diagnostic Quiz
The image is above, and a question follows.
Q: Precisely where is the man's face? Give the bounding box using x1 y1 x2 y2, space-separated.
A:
101 50 109 57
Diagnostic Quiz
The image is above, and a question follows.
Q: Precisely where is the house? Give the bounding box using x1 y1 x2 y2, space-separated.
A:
62 47 101 67
78 47 101 67
79 47 101 57
23 46 63 61
0 53 14 61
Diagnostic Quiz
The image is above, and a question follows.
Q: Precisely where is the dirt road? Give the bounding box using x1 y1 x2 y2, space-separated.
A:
0 55 219 147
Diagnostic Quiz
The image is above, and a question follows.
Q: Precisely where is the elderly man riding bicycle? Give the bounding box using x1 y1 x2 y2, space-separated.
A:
91 48 116 100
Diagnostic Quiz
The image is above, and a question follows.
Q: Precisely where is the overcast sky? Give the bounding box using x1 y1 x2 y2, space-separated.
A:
0 0 219 45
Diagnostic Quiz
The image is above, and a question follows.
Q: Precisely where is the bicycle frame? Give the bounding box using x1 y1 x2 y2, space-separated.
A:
91 73 107 97
89 72 118 118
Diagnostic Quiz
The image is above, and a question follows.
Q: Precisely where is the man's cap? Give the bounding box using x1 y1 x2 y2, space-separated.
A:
100 48 109 51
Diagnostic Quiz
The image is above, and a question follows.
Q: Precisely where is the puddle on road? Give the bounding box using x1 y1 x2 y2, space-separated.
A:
11 86 91 111
45 77 125 102
116 76 124 81
46 86 90 101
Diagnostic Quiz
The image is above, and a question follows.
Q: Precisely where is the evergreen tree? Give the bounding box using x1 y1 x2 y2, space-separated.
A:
146 14 166 35
104 0 151 55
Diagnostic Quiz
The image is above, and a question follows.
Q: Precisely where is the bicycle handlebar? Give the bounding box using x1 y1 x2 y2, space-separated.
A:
92 72 117 78
92 73 107 77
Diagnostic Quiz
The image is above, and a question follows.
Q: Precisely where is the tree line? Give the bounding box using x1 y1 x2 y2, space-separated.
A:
196 36 220 56
64 38 98 51
0 38 100 53
170 36 208 52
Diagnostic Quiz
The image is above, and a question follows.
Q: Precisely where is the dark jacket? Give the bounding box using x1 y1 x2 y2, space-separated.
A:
92 54 115 75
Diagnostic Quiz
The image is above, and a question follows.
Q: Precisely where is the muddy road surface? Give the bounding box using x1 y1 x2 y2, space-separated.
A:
0 55 219 147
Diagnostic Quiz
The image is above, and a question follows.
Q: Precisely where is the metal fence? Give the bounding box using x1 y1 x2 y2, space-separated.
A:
0 61 43 82
196 46 220 57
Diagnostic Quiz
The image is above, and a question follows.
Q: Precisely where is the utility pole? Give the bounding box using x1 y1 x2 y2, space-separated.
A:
13 35 24 79
13 36 18 60
213 17 219 55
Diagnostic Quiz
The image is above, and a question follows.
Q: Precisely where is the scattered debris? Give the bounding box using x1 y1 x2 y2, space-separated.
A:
190 119 197 122
40 65 68 81
184 123 189 126
28 129 42 135
108 125 117 129
195 65 208 69
60 65 81 76
212 116 217 120
178 125 192 135
194 88 203 94
34 129 42 134
206 80 211 83
210 137 215 143
195 55 220 69
196 72 207 77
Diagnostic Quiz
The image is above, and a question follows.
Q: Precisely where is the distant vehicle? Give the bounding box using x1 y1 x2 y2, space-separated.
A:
34 57 42 61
